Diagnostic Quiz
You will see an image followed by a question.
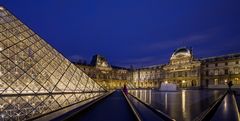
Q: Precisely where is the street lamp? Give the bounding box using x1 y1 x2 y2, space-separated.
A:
224 80 228 84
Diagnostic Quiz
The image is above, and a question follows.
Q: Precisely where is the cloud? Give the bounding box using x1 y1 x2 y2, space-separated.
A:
143 33 210 52
68 55 86 62
196 34 240 58
121 56 155 63
114 56 168 67
141 27 223 52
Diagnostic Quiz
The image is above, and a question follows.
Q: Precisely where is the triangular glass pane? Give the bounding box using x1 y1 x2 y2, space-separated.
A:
2 48 14 58
0 41 6 51
8 36 20 45
1 72 17 86
54 81 66 92
0 24 7 32
10 66 24 79
1 59 15 71
11 79 26 94
0 64 8 77
2 87 17 94
17 50 28 61
0 78 8 94
2 30 13 39
28 80 41 93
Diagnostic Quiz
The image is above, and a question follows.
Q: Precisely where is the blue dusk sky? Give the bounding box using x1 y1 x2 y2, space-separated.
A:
1 0 240 67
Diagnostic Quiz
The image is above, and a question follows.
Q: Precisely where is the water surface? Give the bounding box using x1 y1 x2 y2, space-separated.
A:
129 89 224 121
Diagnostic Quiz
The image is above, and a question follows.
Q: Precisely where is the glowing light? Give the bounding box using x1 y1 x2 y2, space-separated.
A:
0 6 4 11
0 47 3 51
1 114 5 118
165 81 168 84
182 80 186 83
224 80 228 83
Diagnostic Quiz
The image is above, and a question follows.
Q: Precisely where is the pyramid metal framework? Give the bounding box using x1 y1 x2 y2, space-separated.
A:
0 6 105 121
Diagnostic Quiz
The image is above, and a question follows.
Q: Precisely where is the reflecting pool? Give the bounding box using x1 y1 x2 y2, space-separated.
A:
129 89 224 121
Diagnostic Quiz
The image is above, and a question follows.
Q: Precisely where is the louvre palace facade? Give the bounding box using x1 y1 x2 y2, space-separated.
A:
74 55 134 90
75 47 240 89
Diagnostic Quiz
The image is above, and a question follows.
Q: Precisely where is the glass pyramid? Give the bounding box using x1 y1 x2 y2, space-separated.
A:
0 6 105 121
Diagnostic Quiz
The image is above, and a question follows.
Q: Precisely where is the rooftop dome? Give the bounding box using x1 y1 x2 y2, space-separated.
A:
170 47 192 60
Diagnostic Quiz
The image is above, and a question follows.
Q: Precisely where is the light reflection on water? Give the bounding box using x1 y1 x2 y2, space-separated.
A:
129 89 224 121
182 90 186 119
165 92 167 111
0 92 104 121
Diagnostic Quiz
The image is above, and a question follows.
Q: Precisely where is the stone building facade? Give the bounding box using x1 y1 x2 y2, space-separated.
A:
201 54 240 88
74 47 240 89
132 47 201 88
163 48 201 88
132 65 164 88
74 55 134 90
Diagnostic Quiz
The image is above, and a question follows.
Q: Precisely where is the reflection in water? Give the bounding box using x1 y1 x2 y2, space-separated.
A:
132 90 152 104
144 90 147 103
165 93 168 111
0 92 104 121
182 90 186 119
129 89 224 121
149 90 151 104
224 99 227 112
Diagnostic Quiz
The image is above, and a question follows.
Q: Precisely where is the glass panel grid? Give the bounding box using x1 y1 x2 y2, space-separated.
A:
0 6 105 121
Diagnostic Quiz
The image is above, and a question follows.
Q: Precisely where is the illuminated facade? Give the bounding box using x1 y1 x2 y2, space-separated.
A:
0 6 105 121
201 54 240 88
75 48 240 89
132 48 201 88
163 48 201 88
132 65 164 88
75 54 135 90
132 47 240 89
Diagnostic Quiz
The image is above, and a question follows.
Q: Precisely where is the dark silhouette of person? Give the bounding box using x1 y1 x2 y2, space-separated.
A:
123 84 128 94
227 80 233 93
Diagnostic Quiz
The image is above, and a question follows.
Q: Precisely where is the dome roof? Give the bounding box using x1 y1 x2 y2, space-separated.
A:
170 47 192 59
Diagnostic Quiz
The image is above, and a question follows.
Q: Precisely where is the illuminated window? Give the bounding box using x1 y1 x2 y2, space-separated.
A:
214 79 218 85
234 68 239 74
214 69 219 75
235 78 239 84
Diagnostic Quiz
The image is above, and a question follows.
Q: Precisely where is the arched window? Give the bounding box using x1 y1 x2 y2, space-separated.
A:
214 79 218 85
214 69 219 75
